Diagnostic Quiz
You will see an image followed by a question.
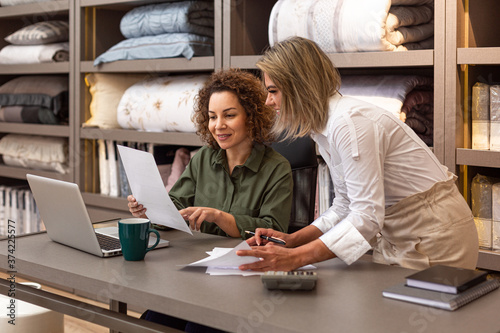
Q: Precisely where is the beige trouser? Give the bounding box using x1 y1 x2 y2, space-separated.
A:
372 172 479 270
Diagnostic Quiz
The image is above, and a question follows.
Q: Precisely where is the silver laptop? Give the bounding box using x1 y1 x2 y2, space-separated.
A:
26 174 169 257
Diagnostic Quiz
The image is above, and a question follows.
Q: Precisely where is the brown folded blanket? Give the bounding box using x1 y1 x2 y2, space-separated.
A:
401 90 433 145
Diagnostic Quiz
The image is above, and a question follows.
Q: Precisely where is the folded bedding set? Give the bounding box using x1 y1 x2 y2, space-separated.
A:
269 0 434 52
0 20 69 64
340 75 434 145
94 0 214 65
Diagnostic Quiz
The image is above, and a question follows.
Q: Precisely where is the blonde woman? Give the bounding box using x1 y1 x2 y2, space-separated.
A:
238 36 478 271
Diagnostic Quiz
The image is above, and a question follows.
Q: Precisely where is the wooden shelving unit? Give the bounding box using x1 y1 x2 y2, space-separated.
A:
74 0 222 219
1 0 496 270
0 0 74 184
446 0 500 270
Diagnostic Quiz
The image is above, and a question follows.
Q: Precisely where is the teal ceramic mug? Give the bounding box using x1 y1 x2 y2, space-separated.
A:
118 218 160 261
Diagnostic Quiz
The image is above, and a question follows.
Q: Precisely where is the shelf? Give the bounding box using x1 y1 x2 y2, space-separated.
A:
0 0 68 17
0 123 69 137
81 192 127 211
230 50 434 69
457 47 500 65
456 148 500 168
80 128 203 146
0 165 70 181
0 63 70 74
80 57 216 73
478 250 500 271
80 0 166 8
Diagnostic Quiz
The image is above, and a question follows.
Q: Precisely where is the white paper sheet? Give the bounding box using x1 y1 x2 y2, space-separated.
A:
184 241 316 276
186 241 259 267
117 145 192 235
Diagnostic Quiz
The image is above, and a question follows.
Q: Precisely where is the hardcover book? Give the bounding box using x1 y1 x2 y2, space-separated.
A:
383 278 500 311
405 265 488 294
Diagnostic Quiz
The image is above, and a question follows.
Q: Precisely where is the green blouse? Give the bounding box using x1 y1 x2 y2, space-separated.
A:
168 143 293 238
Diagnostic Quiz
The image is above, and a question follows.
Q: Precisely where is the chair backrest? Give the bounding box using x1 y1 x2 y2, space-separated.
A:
271 136 318 233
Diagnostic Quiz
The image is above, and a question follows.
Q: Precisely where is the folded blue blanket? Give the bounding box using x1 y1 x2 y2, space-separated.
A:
120 1 214 38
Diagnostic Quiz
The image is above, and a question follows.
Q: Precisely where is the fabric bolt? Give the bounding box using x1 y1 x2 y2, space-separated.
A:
310 93 476 269
117 74 209 132
120 1 214 38
168 144 293 238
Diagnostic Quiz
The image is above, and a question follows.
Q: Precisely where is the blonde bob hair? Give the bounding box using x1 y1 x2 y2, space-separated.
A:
257 36 341 140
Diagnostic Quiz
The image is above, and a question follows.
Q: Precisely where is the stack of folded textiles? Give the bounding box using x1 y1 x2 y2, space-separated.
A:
0 75 68 124
269 0 434 52
0 0 51 6
94 0 215 65
0 20 69 64
339 74 434 146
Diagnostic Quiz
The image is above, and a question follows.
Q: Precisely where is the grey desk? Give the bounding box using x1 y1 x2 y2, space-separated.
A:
0 230 499 333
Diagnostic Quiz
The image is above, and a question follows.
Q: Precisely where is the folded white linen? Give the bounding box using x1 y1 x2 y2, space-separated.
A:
0 42 68 64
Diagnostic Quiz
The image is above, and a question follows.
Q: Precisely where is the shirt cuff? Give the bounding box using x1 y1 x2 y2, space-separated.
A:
311 208 341 234
319 219 372 265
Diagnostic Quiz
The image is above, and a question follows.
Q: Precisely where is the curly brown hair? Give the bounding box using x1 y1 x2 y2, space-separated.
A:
193 68 276 149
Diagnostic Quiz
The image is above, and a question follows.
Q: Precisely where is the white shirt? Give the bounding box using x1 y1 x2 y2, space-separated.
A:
311 93 449 265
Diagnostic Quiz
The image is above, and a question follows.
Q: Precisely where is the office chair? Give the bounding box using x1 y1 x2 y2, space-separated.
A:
271 136 318 233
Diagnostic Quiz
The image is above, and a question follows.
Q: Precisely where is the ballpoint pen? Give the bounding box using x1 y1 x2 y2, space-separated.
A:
245 231 286 245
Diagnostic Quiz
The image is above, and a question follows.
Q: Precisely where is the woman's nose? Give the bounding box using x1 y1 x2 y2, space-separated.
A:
215 118 225 129
265 94 273 106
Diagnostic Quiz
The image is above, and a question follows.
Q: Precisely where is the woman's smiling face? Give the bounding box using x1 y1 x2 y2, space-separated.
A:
264 73 282 112
208 91 252 152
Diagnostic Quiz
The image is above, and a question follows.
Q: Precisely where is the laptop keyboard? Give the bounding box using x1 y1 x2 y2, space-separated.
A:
95 232 121 251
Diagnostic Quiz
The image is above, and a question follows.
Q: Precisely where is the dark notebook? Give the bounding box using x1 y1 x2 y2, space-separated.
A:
383 279 500 311
405 265 488 294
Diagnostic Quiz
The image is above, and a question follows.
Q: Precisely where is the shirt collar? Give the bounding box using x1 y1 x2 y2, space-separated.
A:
212 142 265 173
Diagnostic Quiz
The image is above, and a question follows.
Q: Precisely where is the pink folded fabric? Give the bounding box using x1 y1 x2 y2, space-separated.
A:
166 148 191 192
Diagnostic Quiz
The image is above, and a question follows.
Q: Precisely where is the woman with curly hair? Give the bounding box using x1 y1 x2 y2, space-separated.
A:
128 68 293 238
